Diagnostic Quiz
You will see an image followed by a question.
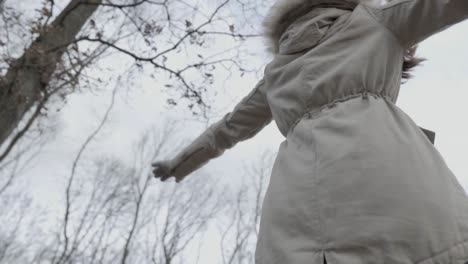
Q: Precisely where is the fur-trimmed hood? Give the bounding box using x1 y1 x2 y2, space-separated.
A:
262 0 383 54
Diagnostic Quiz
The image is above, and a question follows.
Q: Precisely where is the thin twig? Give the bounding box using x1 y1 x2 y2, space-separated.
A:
56 81 119 264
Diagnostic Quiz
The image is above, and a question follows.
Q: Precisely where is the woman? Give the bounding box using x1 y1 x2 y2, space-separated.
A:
152 0 468 263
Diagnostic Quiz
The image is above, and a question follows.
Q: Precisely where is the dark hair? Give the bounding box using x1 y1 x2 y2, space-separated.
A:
402 46 425 83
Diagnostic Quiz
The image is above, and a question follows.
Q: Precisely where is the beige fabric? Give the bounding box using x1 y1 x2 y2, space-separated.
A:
168 0 468 263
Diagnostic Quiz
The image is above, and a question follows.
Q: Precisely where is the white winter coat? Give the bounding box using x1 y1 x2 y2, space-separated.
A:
166 0 468 263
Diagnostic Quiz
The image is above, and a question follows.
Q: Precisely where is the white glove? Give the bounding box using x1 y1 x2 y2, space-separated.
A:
152 160 183 183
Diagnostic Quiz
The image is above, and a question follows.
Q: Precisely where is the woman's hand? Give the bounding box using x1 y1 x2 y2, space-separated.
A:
152 160 181 183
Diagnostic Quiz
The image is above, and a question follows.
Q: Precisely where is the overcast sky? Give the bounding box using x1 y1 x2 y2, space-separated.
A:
9 1 468 263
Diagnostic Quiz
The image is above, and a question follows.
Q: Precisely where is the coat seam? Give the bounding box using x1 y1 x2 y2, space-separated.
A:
360 3 406 49
378 0 414 11
232 79 263 111
415 239 468 264
315 12 354 49
170 79 269 176
170 146 206 175
225 78 272 140
311 106 323 244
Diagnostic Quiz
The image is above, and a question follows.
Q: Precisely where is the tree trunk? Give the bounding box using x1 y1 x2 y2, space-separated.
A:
0 0 102 148
0 0 5 14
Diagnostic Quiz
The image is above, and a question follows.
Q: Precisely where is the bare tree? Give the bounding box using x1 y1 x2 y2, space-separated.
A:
0 0 266 163
0 1 278 263
34 107 225 264
114 125 226 264
0 118 49 196
153 174 224 264
38 158 134 264
0 194 29 263
0 190 46 264
0 119 276 264
118 127 171 264
0 0 102 152
218 149 275 264
0 0 4 14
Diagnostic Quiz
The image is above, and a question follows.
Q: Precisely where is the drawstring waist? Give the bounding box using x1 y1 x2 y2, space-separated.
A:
286 91 436 144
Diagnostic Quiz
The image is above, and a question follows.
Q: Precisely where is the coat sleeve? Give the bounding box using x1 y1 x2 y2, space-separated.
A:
364 0 468 48
168 79 273 179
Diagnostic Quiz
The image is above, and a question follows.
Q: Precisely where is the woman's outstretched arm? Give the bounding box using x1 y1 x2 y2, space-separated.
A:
364 0 468 48
153 78 273 183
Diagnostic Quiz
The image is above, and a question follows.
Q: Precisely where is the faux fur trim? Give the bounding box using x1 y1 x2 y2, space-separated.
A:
262 0 383 54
